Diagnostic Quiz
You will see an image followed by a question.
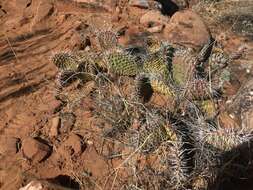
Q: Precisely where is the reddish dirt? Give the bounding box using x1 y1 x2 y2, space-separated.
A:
0 0 252 190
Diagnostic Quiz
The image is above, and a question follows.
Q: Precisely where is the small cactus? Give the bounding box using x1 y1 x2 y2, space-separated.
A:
198 99 217 118
185 79 214 100
166 139 190 190
204 127 252 152
52 52 80 72
132 111 168 153
150 79 175 97
145 36 162 54
104 52 143 76
51 30 250 190
208 47 230 72
95 29 118 50
142 49 175 96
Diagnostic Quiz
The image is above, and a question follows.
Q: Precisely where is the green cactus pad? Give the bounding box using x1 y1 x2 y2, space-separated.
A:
105 52 142 76
52 52 80 72
199 100 216 118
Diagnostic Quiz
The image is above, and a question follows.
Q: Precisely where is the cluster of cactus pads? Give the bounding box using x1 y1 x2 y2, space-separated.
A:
51 28 252 190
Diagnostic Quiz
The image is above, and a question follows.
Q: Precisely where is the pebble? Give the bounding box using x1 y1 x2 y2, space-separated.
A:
147 25 164 33
19 181 43 190
49 116 60 137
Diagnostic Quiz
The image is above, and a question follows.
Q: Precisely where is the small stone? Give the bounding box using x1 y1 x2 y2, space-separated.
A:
129 0 149 9
51 99 63 113
87 140 93 145
22 137 51 163
140 10 169 27
19 180 43 190
0 136 20 155
147 25 164 33
163 10 211 49
49 116 60 137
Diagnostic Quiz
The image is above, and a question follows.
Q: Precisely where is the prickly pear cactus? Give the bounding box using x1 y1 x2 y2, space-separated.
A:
198 99 216 118
52 52 80 72
142 44 175 96
96 29 118 51
104 52 143 76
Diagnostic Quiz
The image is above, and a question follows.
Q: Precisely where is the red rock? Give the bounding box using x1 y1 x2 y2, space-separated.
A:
22 137 51 163
127 25 143 36
33 0 54 23
80 146 108 178
0 136 19 155
49 116 60 137
64 133 84 155
163 10 211 49
49 99 62 114
38 93 62 114
118 26 146 48
140 10 168 27
59 133 85 157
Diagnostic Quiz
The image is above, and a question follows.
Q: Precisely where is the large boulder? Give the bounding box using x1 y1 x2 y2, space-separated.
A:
140 10 169 27
163 10 211 49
